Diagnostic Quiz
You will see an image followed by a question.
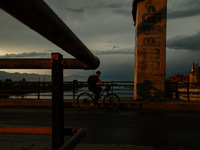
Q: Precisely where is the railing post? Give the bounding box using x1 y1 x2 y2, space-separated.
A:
3 81 5 99
187 82 190 101
73 80 78 100
73 86 75 100
111 81 114 94
38 81 40 100
52 53 64 150
175 83 179 99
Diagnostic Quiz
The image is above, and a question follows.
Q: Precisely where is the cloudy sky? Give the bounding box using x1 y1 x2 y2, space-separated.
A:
0 0 200 81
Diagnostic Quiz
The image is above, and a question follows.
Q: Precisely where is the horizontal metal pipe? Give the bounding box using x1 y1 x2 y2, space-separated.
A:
0 58 92 69
0 0 99 69
0 127 52 135
0 127 79 136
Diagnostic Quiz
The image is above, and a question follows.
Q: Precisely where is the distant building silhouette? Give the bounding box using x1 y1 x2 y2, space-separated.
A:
170 62 200 83
169 74 189 83
189 62 200 83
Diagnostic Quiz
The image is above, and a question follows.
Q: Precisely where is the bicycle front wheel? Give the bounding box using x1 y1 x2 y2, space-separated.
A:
77 93 93 110
103 93 120 109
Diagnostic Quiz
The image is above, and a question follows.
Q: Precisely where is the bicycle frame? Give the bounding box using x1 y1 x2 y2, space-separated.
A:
77 85 120 110
90 86 111 101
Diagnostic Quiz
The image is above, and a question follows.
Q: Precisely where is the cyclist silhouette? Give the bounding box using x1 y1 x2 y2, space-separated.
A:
87 71 107 105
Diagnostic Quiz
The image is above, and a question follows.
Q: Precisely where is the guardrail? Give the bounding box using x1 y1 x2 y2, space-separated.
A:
0 81 134 100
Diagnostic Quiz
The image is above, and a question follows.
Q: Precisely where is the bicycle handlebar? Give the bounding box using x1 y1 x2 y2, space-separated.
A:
105 84 111 91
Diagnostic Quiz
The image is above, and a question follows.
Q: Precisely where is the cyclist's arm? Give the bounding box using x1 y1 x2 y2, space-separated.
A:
98 80 107 87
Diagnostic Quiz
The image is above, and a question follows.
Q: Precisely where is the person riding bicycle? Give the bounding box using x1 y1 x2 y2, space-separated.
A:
87 71 107 105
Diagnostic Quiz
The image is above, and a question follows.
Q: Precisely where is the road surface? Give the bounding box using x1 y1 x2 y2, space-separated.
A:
0 108 200 149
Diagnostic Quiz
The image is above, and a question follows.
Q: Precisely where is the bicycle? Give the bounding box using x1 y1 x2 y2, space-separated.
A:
77 84 120 110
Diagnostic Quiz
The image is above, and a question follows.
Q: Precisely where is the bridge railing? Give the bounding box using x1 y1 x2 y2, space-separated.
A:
166 82 200 102
0 81 134 100
2 81 200 101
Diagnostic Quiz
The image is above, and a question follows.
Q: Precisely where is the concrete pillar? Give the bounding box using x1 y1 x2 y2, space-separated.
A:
134 0 167 101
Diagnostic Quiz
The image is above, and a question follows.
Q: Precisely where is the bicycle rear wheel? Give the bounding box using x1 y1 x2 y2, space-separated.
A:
77 93 93 110
103 93 120 109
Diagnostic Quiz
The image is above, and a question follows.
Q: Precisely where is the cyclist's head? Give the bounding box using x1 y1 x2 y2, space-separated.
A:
96 71 101 76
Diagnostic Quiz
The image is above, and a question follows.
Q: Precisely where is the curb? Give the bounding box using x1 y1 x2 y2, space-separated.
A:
123 102 200 112
1 100 200 112
0 100 52 107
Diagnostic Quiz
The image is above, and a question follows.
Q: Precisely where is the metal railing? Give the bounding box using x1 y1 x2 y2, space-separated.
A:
0 0 99 69
2 81 200 102
0 0 100 149
166 82 200 101
0 81 134 100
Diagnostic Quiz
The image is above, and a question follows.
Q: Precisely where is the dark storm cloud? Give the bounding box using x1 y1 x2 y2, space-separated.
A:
65 7 85 13
92 47 134 55
168 0 200 19
0 47 134 58
113 9 130 17
96 2 131 17
168 8 200 19
167 32 200 50
112 45 120 49
64 1 131 17
0 52 50 58
98 3 122 9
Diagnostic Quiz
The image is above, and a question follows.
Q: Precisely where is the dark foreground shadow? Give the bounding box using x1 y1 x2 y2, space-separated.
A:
136 80 164 101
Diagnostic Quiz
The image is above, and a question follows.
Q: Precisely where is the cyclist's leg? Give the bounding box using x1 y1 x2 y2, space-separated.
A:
94 86 102 104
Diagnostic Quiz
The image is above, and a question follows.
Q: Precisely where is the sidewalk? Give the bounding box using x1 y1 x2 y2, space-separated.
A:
0 142 188 150
1 98 200 111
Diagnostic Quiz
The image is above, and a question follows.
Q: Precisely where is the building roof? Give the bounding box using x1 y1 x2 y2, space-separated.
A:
169 74 189 78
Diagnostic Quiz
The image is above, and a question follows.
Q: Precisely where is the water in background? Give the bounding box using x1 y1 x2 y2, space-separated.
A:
9 86 134 100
